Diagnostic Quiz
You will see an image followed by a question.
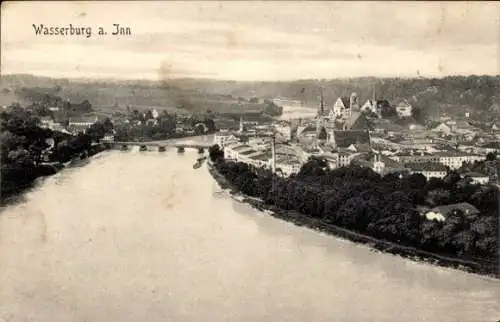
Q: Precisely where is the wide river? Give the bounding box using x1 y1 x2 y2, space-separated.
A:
1 137 499 322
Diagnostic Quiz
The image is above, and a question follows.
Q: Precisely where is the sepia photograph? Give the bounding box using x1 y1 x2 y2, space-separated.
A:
0 1 499 321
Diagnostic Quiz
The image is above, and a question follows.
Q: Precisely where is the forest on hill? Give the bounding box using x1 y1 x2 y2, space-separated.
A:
2 74 498 122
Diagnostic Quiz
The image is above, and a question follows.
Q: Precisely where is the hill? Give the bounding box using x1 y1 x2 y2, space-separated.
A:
0 74 277 117
1 74 499 122
167 76 500 123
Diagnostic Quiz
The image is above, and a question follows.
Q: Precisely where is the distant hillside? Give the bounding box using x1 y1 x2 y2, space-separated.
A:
168 76 500 123
1 74 499 122
0 74 275 116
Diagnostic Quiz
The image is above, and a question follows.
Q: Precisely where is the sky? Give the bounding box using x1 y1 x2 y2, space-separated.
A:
1 1 499 81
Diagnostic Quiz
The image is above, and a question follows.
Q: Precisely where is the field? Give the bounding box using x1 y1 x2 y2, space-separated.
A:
0 75 271 117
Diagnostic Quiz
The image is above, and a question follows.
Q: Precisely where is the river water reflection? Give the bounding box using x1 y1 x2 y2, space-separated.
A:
0 144 499 322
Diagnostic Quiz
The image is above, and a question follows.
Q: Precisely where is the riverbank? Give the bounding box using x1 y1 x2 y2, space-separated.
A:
207 160 499 279
1 143 110 205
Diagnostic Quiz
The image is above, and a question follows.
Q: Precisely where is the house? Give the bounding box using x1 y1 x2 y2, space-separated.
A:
39 117 55 128
274 123 292 140
247 151 272 168
331 130 371 149
214 131 239 147
100 134 115 144
330 93 359 119
361 99 378 115
371 119 405 136
434 151 484 170
392 151 440 164
297 124 317 139
68 115 99 134
423 202 480 222
275 155 302 176
395 100 413 118
372 154 407 176
461 172 490 184
406 162 448 179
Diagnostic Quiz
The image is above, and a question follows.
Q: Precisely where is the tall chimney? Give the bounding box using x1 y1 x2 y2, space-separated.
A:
320 87 324 115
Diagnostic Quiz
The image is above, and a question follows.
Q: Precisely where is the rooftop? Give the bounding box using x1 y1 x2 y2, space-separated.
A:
429 202 480 216
462 172 488 178
68 116 99 124
406 162 448 172
333 130 370 148
232 144 252 152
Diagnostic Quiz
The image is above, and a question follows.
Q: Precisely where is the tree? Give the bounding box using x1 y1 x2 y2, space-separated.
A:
209 144 224 162
298 157 329 177
486 151 497 161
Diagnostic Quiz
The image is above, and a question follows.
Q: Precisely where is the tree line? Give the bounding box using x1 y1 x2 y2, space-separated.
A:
209 145 498 273
1 105 111 200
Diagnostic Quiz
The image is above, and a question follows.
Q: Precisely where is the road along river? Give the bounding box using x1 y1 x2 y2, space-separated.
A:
0 146 499 322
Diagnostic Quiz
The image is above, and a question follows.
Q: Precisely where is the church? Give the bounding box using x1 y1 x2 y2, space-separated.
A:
314 91 371 148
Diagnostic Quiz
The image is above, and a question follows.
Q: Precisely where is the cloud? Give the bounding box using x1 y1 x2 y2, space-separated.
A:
2 1 499 80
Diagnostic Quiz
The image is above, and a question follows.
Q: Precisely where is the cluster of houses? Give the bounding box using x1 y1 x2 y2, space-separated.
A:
214 90 497 185
38 114 115 143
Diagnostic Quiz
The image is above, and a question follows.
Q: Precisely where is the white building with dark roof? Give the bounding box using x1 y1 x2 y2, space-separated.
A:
395 100 413 118
461 172 490 184
406 162 448 179
424 202 480 222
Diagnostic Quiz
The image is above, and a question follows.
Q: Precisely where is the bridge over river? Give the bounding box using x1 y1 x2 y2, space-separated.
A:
113 139 214 153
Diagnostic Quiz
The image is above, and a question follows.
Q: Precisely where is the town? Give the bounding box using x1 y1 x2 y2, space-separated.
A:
214 90 499 186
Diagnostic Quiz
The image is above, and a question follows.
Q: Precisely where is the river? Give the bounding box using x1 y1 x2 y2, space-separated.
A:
273 98 318 120
0 140 499 322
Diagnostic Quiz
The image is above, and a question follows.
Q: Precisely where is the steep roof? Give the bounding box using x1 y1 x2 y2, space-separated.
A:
333 130 370 148
340 97 350 109
298 125 317 136
343 111 369 130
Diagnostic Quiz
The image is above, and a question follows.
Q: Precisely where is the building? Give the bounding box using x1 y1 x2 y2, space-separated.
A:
100 134 115 144
461 172 490 185
423 202 480 222
330 93 359 119
297 124 318 139
224 143 255 161
431 123 452 136
370 119 405 136
275 155 302 176
68 115 99 134
39 117 55 128
214 131 239 148
372 154 407 176
331 130 371 149
435 151 484 170
342 112 371 131
392 152 440 164
274 123 292 140
406 162 448 179
395 100 413 118
361 99 378 115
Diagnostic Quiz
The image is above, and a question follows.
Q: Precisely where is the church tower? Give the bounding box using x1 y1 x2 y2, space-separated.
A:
239 116 244 133
350 92 359 112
